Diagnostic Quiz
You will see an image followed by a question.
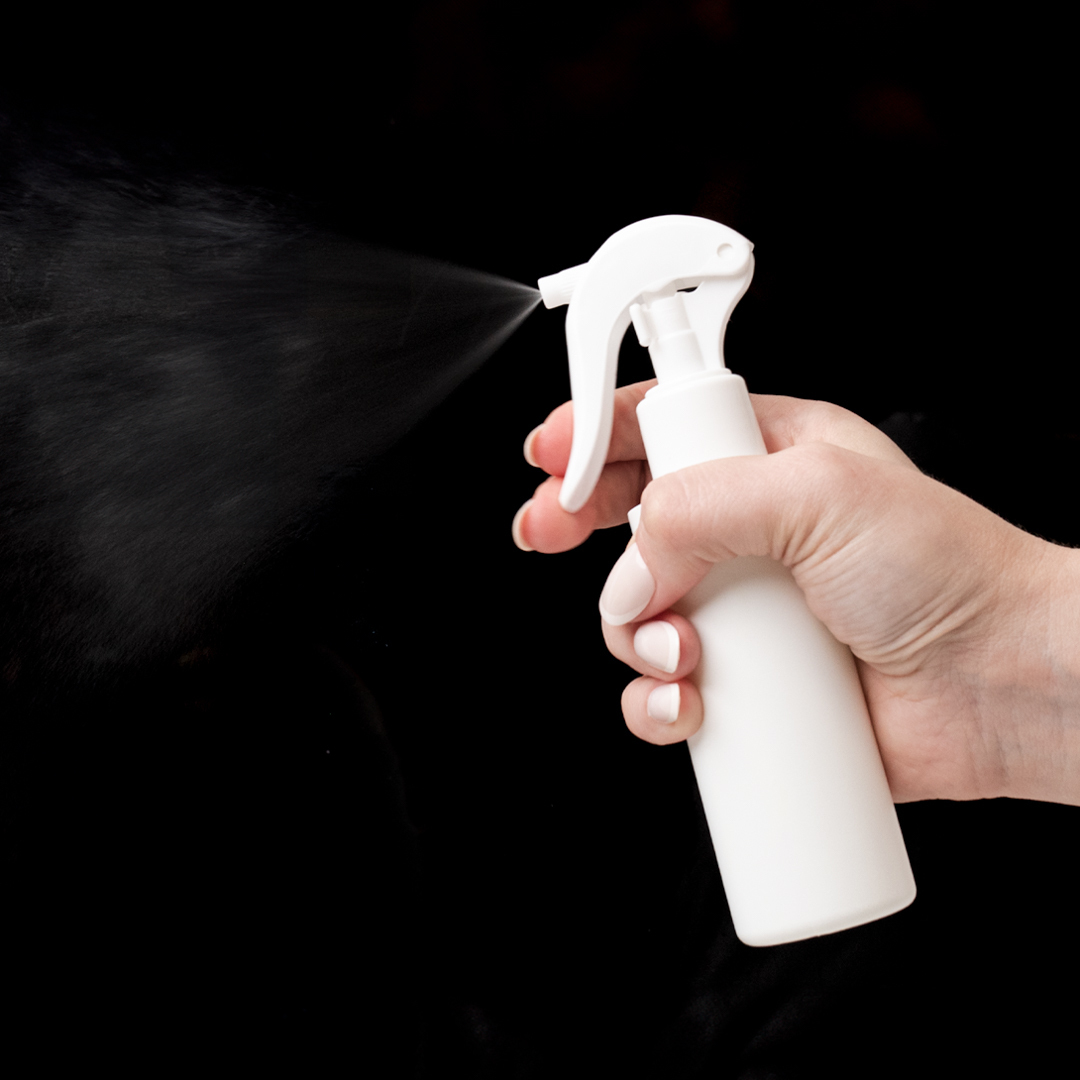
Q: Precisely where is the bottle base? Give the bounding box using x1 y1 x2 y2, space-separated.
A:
735 884 917 948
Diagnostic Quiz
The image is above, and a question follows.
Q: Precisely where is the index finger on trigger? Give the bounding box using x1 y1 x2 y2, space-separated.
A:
527 379 657 477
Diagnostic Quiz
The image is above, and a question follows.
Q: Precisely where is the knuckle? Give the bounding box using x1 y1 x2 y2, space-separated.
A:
783 441 868 503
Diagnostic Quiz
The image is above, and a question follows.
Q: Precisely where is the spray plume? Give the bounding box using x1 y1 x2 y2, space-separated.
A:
0 117 539 691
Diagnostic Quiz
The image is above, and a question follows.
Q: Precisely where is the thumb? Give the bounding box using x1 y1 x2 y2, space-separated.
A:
598 442 883 626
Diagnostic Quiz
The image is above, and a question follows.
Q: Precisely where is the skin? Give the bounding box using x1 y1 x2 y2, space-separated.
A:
515 381 1080 806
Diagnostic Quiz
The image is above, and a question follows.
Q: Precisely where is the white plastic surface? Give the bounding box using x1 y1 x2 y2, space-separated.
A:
636 373 915 946
539 216 754 513
540 215 916 946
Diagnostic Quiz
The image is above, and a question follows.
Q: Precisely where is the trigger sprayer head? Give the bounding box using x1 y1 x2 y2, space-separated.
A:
537 216 754 513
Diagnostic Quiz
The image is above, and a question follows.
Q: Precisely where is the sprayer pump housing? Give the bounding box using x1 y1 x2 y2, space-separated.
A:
537 215 755 513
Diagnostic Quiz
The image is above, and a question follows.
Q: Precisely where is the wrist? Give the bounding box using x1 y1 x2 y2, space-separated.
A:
987 540 1080 804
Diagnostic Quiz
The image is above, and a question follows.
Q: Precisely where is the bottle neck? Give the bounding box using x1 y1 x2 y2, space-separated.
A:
637 371 766 478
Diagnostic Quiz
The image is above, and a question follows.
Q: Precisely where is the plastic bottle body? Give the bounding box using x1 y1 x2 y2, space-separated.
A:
636 373 916 946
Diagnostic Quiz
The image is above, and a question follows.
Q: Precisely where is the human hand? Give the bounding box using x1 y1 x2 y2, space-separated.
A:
513 381 1080 806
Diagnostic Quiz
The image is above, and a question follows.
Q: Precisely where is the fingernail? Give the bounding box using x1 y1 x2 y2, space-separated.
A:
634 620 679 674
647 683 681 724
523 425 544 468
512 500 534 551
599 544 655 625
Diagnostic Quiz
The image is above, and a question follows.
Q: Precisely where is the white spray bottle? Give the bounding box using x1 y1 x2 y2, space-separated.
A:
538 215 916 947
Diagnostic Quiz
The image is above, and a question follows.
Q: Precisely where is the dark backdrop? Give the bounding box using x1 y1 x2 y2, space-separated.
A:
3 4 1075 1076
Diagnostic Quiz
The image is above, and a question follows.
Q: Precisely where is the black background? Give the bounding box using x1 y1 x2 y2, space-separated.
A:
2 3 1077 1076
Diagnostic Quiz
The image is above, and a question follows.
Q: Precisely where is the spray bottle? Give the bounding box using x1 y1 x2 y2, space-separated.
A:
538 215 916 946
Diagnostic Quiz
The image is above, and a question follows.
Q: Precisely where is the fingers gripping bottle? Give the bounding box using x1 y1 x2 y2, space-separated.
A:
538 216 915 946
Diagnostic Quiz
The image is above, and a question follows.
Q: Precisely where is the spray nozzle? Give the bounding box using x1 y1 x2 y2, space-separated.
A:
538 215 754 512
538 264 588 309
